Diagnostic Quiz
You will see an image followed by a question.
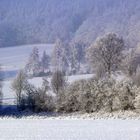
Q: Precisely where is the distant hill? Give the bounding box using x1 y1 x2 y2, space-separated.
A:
0 0 140 47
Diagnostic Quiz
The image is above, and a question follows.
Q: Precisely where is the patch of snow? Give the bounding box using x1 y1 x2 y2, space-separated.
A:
0 119 139 140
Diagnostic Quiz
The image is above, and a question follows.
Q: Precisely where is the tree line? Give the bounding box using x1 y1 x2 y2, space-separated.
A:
25 39 87 77
1 32 140 114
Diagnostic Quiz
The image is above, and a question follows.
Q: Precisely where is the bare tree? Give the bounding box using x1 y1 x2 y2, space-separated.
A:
11 70 28 109
87 33 125 77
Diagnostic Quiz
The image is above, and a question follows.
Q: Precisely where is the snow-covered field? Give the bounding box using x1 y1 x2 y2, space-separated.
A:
0 44 53 71
0 119 139 140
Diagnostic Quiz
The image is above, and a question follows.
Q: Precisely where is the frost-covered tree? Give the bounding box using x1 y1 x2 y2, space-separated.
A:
70 41 86 73
25 47 40 76
69 45 78 74
33 77 54 112
51 39 63 71
51 70 68 112
0 66 3 107
51 70 67 95
51 39 69 73
41 51 50 73
122 49 140 76
87 33 125 77
11 70 28 109
60 46 69 74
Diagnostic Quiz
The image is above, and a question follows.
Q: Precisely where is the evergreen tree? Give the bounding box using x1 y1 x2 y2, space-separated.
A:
51 39 69 74
69 41 86 74
25 47 40 76
51 39 62 71
69 43 78 74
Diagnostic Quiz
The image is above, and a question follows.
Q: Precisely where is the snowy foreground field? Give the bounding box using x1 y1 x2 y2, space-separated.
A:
0 119 139 140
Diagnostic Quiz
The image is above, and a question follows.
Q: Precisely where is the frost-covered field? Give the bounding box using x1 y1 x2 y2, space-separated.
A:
0 119 139 140
0 44 53 71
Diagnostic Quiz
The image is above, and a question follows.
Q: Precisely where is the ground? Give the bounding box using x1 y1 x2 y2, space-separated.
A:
0 119 139 140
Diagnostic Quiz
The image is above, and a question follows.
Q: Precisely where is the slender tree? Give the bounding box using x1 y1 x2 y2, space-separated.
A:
51 70 67 95
11 70 28 109
51 39 63 71
70 41 86 72
51 39 69 73
41 51 50 73
25 47 40 76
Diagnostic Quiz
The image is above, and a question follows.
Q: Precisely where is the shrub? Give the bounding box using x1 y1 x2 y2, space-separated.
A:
13 76 54 112
57 77 138 113
24 78 54 112
11 70 28 110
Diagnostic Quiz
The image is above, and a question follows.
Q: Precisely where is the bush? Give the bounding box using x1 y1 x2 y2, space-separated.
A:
116 80 136 110
13 76 54 112
33 89 54 112
57 77 138 113
24 78 54 112
56 80 87 112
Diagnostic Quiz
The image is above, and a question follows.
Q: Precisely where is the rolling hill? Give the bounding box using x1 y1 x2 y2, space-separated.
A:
0 0 140 48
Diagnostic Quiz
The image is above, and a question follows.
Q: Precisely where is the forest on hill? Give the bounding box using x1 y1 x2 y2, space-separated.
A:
0 0 140 48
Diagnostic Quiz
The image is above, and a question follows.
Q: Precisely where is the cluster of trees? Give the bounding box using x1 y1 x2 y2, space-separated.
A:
11 69 140 113
10 33 140 113
25 39 87 77
1 32 140 114
52 39 87 75
11 70 54 112
26 32 140 78
25 47 50 76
